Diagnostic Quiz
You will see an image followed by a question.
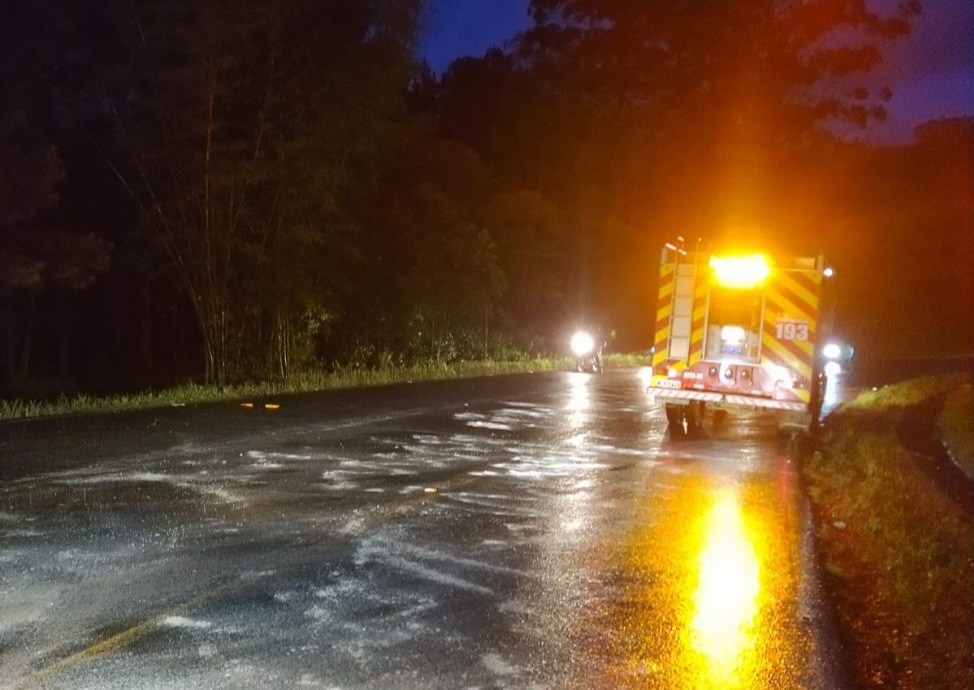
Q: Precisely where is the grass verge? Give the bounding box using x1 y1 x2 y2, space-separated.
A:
939 382 974 479
0 354 648 422
804 374 974 690
842 374 964 411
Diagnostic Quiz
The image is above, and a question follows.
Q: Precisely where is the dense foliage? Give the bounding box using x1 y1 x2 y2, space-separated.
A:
0 0 969 395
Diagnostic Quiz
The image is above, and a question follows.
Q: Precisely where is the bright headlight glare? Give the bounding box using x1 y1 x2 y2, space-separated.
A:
571 331 595 356
822 343 841 360
824 361 842 377
638 367 653 385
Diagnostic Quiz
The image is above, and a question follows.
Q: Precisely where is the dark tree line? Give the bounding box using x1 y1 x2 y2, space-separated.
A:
1 0 969 396
80 0 428 386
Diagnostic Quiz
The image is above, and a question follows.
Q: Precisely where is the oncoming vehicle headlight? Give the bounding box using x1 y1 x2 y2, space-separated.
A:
822 343 842 360
571 331 595 356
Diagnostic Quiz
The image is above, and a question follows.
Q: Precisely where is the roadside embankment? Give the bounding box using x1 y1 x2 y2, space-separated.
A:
939 382 974 480
803 374 974 690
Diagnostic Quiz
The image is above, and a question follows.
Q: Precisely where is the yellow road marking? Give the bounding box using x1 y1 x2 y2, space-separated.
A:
22 620 157 687
17 578 237 689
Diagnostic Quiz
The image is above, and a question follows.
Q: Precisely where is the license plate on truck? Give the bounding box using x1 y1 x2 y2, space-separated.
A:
653 379 681 389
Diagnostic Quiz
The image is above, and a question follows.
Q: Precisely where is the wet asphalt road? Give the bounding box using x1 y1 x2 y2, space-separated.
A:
1 369 846 690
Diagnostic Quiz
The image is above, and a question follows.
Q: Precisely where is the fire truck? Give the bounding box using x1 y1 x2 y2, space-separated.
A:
647 241 829 439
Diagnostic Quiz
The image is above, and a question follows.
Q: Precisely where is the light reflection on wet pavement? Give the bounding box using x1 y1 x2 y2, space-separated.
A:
580 473 809 690
0 370 841 689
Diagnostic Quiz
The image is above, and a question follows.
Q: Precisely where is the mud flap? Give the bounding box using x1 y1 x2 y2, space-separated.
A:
665 403 687 441
666 401 709 441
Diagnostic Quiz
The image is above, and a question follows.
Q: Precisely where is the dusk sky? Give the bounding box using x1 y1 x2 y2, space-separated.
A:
420 0 974 144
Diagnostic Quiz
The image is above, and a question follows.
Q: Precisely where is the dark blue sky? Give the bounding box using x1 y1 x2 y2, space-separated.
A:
420 0 530 73
420 0 973 144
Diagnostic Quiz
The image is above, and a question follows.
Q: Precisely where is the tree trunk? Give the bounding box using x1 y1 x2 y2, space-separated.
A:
198 301 220 386
58 316 69 378
275 312 290 382
3 298 15 382
140 278 153 376
211 311 225 386
483 305 490 356
19 291 35 380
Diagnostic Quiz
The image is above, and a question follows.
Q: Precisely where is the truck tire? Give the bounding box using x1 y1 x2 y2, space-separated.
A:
687 401 708 440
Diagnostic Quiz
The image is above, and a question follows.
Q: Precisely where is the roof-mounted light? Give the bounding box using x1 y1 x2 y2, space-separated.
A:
709 254 771 289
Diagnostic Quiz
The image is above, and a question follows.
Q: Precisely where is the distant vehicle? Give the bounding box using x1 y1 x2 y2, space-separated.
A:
646 243 831 440
571 330 604 373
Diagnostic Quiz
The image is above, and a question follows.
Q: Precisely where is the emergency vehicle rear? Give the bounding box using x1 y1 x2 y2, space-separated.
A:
648 242 828 438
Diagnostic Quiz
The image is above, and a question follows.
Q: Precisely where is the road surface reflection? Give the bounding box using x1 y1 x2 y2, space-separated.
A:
691 490 761 687
584 469 808 690
567 371 591 421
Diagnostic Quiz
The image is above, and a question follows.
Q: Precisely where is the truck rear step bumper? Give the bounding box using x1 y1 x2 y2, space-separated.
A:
650 387 808 412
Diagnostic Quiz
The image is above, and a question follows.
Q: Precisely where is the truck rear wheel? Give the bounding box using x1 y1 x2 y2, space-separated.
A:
687 401 708 439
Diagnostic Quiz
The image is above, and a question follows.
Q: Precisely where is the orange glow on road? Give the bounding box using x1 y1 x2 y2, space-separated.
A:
574 471 806 690
691 490 761 687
